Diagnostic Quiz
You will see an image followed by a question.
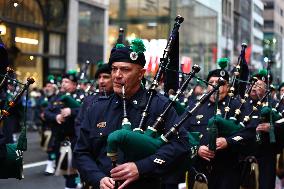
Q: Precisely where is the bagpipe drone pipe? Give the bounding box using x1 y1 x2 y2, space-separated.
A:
137 15 184 131
0 77 35 179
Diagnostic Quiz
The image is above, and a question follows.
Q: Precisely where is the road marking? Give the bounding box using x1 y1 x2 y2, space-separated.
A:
23 161 48 169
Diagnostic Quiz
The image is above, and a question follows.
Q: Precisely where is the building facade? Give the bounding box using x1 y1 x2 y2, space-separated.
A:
0 0 108 87
0 0 67 87
251 0 264 70
109 0 219 78
263 0 284 81
219 0 234 70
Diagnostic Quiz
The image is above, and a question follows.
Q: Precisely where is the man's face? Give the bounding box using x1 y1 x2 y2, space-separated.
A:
61 78 77 93
250 80 267 100
194 85 204 96
207 76 229 102
44 83 56 97
98 73 113 94
280 87 284 97
111 62 145 98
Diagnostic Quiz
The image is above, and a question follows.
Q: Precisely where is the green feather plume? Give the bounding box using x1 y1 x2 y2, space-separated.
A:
47 75 55 81
116 43 125 49
97 60 104 68
67 69 77 75
217 58 229 69
130 38 146 54
258 69 268 77
57 76 62 82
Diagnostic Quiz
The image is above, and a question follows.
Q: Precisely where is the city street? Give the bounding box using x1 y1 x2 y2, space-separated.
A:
0 131 65 189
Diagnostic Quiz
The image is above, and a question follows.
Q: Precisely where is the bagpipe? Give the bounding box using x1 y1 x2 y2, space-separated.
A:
106 15 185 163
106 75 226 164
224 43 248 119
60 94 81 108
0 67 14 91
206 43 251 151
0 76 35 179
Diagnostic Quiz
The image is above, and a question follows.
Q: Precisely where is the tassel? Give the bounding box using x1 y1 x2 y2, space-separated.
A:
41 130 52 152
193 173 208 189
276 149 284 179
16 127 27 151
240 156 259 189
55 140 76 176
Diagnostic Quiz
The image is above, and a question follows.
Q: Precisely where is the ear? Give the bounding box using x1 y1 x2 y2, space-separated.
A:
138 68 146 80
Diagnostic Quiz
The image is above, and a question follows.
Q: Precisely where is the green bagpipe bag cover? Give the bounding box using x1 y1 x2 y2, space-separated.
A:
107 129 165 161
0 143 23 179
207 115 243 151
214 115 243 136
260 106 282 143
60 95 81 108
107 124 202 162
260 106 282 122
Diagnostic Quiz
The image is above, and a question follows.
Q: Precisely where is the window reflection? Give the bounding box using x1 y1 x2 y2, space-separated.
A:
0 0 43 26
15 28 40 53
78 3 104 64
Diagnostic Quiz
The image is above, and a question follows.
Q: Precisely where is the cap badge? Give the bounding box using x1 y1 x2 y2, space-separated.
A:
220 70 225 77
130 52 138 61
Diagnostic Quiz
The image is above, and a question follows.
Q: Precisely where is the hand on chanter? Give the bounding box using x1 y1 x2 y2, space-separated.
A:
110 162 139 189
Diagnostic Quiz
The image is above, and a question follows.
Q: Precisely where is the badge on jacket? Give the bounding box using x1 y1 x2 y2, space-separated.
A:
97 122 106 128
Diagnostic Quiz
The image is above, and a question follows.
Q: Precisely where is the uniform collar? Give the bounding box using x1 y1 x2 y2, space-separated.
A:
113 87 147 109
207 95 228 107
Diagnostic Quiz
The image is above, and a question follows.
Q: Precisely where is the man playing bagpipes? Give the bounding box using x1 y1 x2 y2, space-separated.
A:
44 71 83 189
182 62 247 189
39 75 59 175
73 39 190 189
221 69 284 189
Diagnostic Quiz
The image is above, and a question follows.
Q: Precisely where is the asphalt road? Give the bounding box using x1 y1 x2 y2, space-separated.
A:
0 131 65 189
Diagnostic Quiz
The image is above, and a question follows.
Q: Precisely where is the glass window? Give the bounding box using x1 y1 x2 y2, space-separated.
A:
49 58 65 70
126 0 170 17
15 27 41 53
264 20 274 28
109 0 119 19
0 0 43 26
254 36 262 46
264 2 274 9
254 3 263 16
178 0 218 77
47 0 67 30
254 20 263 31
78 2 105 64
49 33 65 55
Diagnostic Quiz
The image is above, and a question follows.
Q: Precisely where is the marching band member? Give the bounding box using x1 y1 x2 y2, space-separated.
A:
74 40 189 189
